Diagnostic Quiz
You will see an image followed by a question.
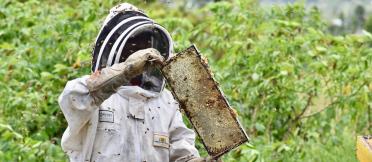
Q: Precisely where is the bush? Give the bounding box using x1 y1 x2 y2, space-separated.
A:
0 0 370 161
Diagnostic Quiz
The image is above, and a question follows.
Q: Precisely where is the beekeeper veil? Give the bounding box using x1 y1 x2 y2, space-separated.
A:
91 3 173 93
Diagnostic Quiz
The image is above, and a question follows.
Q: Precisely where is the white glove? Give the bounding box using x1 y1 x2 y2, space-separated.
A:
188 156 222 162
86 48 164 105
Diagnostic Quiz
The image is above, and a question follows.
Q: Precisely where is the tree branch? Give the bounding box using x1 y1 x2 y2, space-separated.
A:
283 92 313 140
295 93 313 121
300 82 366 119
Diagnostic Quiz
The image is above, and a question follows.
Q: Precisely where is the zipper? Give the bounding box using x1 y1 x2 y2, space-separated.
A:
134 118 142 162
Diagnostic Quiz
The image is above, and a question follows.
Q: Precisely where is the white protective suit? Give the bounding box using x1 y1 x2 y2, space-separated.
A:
59 3 201 162
59 76 200 162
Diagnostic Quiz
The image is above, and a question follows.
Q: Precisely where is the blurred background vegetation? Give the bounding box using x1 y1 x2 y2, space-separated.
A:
0 0 371 161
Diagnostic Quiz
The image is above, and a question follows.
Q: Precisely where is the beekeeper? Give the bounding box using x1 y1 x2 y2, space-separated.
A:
58 3 216 162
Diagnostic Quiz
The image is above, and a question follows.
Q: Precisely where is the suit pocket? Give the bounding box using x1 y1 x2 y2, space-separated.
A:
93 122 122 158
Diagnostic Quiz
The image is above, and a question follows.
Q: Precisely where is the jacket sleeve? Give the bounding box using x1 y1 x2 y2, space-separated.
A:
168 104 200 162
58 76 98 152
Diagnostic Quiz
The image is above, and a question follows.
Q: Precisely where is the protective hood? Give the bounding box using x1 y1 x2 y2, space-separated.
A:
91 3 173 93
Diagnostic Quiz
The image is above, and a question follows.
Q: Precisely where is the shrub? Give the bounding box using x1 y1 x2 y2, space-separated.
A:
0 0 370 161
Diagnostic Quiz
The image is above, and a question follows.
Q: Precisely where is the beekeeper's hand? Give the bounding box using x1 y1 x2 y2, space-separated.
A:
188 156 223 162
123 48 164 78
86 48 164 105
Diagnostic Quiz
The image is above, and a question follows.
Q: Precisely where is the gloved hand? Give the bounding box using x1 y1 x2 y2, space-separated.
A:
187 156 223 162
86 48 164 105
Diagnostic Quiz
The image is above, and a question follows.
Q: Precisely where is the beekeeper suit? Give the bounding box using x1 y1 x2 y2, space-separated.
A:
59 3 212 162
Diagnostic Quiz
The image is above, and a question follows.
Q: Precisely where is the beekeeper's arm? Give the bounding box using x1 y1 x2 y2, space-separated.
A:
168 108 222 162
168 108 200 162
166 92 226 162
58 48 164 151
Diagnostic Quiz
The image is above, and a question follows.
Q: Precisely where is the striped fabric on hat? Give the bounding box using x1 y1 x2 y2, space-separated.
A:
91 5 173 72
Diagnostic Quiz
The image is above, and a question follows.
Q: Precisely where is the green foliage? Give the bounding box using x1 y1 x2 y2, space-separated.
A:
365 16 372 34
0 0 371 161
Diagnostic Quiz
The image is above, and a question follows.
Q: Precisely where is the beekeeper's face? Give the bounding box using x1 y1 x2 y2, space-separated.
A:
91 3 173 92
